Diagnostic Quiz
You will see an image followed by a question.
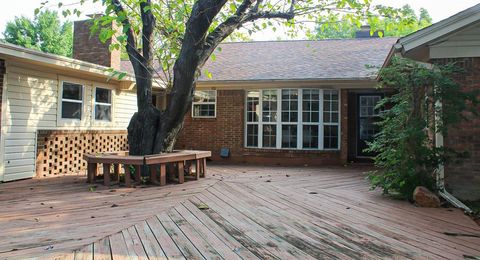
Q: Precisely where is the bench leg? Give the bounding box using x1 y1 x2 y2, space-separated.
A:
160 164 166 186
201 158 207 178
113 164 120 182
195 159 200 180
150 166 158 185
135 165 141 183
87 162 97 183
124 165 132 188
103 163 111 186
177 162 184 184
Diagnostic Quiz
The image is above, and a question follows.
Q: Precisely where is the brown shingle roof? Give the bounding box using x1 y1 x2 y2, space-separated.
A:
120 37 397 82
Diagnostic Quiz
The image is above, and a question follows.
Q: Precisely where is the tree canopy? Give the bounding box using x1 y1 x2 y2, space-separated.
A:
41 0 410 155
3 10 73 57
308 4 432 39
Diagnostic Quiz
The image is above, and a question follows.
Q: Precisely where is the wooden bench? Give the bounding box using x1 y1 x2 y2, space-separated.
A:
83 150 211 187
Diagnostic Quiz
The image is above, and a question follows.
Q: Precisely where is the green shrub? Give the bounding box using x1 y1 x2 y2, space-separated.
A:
367 57 477 200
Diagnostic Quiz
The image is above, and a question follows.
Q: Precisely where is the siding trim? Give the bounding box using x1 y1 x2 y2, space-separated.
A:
0 62 7 181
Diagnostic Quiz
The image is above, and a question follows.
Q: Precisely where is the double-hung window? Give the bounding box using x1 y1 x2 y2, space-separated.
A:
192 90 216 118
302 89 321 149
281 89 298 148
61 82 83 120
323 90 340 149
94 87 112 121
245 89 340 150
246 91 260 147
262 90 278 148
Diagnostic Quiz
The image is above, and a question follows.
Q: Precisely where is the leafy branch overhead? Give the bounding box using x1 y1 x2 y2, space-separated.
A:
36 0 410 156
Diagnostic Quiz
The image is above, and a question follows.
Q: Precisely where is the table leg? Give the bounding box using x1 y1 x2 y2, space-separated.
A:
178 162 184 184
103 163 111 186
160 164 166 186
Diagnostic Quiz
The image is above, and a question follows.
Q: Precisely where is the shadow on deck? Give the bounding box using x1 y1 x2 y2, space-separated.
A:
1 164 479 259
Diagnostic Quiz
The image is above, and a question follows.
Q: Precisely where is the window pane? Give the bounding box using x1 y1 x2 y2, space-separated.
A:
324 125 339 149
262 90 277 122
303 125 319 149
246 125 258 147
62 82 82 100
247 91 259 122
282 125 297 148
324 90 339 123
262 125 276 148
95 105 112 121
281 89 298 122
96 88 111 104
302 89 319 123
62 101 82 119
194 90 216 102
193 104 215 117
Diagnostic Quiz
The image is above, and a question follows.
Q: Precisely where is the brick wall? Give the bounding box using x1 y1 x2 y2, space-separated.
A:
73 20 120 69
0 59 5 141
176 89 348 166
36 130 128 178
432 57 480 200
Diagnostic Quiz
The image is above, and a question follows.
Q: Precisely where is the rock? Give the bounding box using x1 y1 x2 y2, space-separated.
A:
413 186 441 208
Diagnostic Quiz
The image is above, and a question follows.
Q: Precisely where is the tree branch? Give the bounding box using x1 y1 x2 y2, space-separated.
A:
140 0 155 63
110 0 142 65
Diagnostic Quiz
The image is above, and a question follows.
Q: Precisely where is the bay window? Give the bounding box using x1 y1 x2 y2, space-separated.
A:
245 88 340 150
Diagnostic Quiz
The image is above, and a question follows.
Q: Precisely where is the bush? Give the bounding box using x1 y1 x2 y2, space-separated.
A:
366 57 477 200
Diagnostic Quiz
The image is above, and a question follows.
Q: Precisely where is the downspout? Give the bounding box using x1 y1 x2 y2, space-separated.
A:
434 97 473 214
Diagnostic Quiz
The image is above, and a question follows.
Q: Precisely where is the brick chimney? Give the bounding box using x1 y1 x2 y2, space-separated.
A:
73 19 121 70
355 25 383 38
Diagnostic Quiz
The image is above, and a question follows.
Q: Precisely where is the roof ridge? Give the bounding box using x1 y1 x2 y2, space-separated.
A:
219 37 398 44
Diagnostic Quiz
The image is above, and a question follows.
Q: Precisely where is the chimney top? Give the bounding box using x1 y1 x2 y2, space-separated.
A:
355 25 383 38
72 19 121 70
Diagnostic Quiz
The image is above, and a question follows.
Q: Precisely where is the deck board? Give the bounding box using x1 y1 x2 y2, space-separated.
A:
1 164 479 259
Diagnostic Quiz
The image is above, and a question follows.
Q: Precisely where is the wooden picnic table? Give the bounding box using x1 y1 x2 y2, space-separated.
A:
83 150 211 187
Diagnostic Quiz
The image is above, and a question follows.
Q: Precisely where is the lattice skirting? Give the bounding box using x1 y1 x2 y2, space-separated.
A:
36 130 128 178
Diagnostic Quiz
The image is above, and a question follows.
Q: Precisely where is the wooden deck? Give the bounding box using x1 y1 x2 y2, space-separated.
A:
1 165 479 259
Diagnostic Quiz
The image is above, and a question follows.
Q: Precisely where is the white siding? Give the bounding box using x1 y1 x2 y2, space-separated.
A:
0 64 137 181
430 22 480 59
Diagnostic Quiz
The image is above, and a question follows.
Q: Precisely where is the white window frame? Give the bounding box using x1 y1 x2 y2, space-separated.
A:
245 90 260 148
323 89 341 150
93 86 114 122
59 80 85 122
192 90 217 118
244 88 341 151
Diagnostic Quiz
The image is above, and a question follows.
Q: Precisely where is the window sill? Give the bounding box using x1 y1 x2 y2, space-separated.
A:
243 147 340 154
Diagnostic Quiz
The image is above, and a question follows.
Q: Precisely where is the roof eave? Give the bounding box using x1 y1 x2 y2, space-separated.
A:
397 3 480 53
0 42 136 82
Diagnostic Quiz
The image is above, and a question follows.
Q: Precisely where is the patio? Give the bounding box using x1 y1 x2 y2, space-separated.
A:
1 164 479 259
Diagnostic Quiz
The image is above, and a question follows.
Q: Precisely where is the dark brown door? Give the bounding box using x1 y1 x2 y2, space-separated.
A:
357 94 382 157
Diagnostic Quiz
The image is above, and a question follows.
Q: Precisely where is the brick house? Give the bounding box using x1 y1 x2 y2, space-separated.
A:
167 38 397 166
0 4 479 201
